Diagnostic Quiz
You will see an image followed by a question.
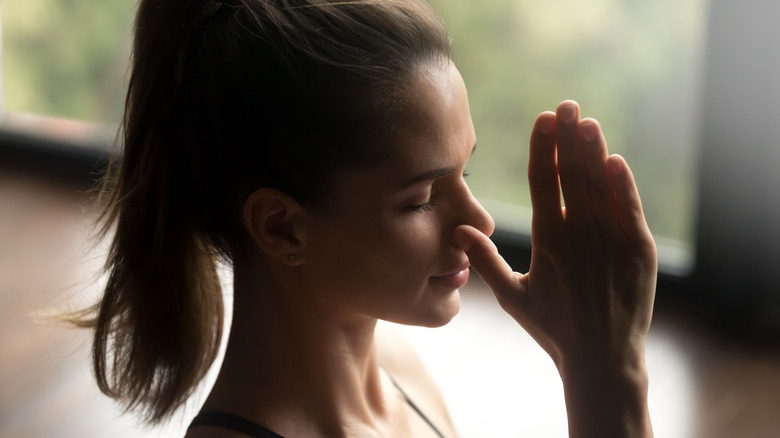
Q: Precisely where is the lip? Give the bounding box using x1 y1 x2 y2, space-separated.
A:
430 263 471 289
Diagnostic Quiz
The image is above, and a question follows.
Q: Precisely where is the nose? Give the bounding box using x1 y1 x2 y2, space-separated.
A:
456 186 495 238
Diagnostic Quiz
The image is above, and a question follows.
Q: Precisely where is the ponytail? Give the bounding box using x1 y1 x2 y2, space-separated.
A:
90 0 224 424
82 0 451 425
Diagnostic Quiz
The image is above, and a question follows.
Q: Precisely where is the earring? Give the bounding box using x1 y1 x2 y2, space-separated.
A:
288 254 296 261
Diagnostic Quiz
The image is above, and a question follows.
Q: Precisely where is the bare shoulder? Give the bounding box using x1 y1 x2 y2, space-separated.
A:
375 323 458 438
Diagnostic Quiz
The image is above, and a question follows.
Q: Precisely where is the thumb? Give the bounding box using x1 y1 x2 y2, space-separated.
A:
454 224 523 297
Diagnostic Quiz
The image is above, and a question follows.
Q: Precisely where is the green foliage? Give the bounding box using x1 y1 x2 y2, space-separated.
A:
1 0 705 244
432 0 707 244
1 0 134 121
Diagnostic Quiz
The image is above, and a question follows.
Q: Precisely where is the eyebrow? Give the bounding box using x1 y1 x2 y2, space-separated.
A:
402 143 477 187
405 167 457 186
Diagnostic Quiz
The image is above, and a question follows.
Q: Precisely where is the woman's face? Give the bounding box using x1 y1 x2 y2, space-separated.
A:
299 61 494 328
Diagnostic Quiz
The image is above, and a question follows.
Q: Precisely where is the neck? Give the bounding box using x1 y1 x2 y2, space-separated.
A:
201 259 396 437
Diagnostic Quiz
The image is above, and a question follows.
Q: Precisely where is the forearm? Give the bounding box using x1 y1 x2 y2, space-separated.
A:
559 354 653 438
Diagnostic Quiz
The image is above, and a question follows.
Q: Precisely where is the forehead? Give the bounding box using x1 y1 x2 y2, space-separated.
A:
324 62 476 204
387 62 475 170
356 62 475 187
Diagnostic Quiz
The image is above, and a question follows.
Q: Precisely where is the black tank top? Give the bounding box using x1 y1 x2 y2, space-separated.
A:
188 377 446 438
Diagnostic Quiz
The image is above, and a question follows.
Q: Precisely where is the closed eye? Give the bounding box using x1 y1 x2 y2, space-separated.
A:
405 197 439 214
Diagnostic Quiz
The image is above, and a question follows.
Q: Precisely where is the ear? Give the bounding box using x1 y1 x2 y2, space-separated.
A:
243 188 307 266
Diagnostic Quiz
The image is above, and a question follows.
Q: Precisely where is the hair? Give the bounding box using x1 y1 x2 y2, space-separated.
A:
82 0 451 425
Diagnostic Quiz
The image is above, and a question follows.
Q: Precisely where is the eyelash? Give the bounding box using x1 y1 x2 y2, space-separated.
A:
406 197 439 214
405 170 470 214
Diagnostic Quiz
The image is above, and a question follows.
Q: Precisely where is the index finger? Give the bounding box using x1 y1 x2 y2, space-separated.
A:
454 224 520 297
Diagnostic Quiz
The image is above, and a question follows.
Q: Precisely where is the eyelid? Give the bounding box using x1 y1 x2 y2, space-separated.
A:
397 166 471 213
401 166 472 214
405 196 439 214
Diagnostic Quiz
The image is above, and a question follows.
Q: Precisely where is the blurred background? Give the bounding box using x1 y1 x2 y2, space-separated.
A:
1 0 779 436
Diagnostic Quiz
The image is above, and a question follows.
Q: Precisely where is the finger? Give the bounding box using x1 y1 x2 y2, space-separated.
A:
555 100 589 222
579 118 615 230
528 112 563 236
454 224 524 298
606 154 649 240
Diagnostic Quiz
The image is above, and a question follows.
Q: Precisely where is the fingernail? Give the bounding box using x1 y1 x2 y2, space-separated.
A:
581 121 597 142
609 155 625 174
558 104 577 124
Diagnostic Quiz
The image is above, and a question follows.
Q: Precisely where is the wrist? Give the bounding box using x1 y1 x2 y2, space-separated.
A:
557 352 653 438
558 345 648 382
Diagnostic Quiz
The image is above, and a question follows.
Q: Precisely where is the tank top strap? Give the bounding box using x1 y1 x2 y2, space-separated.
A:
386 374 447 438
189 411 284 438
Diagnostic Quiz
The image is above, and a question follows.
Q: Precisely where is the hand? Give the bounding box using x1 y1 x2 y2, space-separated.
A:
455 100 657 370
455 100 657 436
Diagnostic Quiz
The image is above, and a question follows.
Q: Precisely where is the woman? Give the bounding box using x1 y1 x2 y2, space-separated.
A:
84 0 657 436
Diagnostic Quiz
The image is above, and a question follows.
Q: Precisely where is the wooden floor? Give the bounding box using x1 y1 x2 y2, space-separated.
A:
1 170 779 438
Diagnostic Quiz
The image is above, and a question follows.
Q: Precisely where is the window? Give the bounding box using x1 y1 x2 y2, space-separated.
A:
431 0 707 274
0 0 752 284
1 1 133 123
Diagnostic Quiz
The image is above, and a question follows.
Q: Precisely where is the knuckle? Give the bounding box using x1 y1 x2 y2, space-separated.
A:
558 165 586 185
589 180 612 199
527 171 559 191
622 203 644 223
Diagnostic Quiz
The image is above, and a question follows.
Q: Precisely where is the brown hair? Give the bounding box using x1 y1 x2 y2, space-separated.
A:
85 0 450 424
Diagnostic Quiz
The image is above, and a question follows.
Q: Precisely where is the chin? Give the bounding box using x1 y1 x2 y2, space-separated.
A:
411 289 462 328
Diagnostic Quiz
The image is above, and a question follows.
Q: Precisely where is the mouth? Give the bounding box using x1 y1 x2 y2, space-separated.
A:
430 262 471 289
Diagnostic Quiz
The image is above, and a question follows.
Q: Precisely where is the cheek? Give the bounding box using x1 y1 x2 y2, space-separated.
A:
385 215 445 267
361 221 443 282
307 210 446 283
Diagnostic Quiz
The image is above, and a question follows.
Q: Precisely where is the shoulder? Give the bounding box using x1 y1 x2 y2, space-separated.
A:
375 323 458 438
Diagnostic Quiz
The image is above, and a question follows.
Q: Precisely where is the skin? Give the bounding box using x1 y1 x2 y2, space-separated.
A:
455 103 657 437
188 62 490 438
187 62 657 436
